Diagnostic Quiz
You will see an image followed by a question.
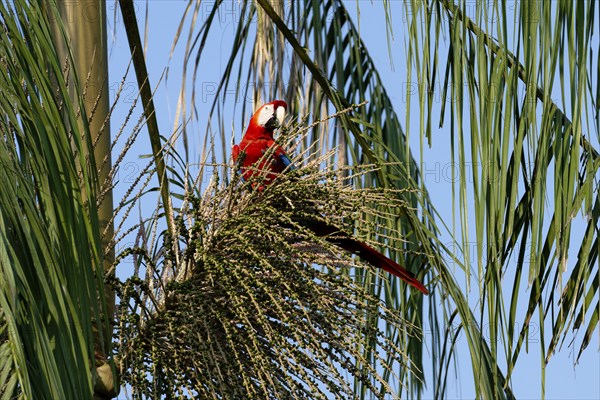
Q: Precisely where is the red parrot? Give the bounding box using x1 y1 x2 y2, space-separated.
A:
232 100 429 295
232 100 292 186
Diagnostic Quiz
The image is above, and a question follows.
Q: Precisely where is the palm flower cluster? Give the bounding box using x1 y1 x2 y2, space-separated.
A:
113 124 427 398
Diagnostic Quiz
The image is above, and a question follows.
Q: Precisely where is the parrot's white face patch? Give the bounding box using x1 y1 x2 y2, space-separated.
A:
256 104 275 127
256 103 286 128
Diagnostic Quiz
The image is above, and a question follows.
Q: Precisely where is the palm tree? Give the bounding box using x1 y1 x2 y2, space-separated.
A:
0 0 114 398
0 0 597 399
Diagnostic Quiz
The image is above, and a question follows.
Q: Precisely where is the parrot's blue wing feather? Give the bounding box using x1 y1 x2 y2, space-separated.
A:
279 153 295 170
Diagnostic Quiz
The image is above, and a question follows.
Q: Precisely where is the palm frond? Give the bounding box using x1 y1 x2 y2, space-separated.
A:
406 0 599 396
0 1 109 397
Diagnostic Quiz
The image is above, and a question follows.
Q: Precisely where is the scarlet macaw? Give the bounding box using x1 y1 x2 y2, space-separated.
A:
232 100 429 295
231 100 292 186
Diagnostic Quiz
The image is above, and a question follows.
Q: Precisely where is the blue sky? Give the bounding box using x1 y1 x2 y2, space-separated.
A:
106 1 599 398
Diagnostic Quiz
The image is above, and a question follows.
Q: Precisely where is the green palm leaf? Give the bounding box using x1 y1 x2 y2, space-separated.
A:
0 1 111 397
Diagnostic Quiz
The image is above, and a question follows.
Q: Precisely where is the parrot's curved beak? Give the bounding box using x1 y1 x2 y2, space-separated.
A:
265 104 286 130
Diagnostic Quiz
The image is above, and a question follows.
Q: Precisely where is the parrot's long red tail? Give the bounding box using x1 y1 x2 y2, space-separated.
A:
303 220 429 295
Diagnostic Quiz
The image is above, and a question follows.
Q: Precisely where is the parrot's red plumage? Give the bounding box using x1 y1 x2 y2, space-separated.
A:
232 100 428 295
232 100 292 186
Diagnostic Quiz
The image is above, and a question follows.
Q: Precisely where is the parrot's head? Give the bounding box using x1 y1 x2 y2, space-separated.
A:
246 100 287 138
